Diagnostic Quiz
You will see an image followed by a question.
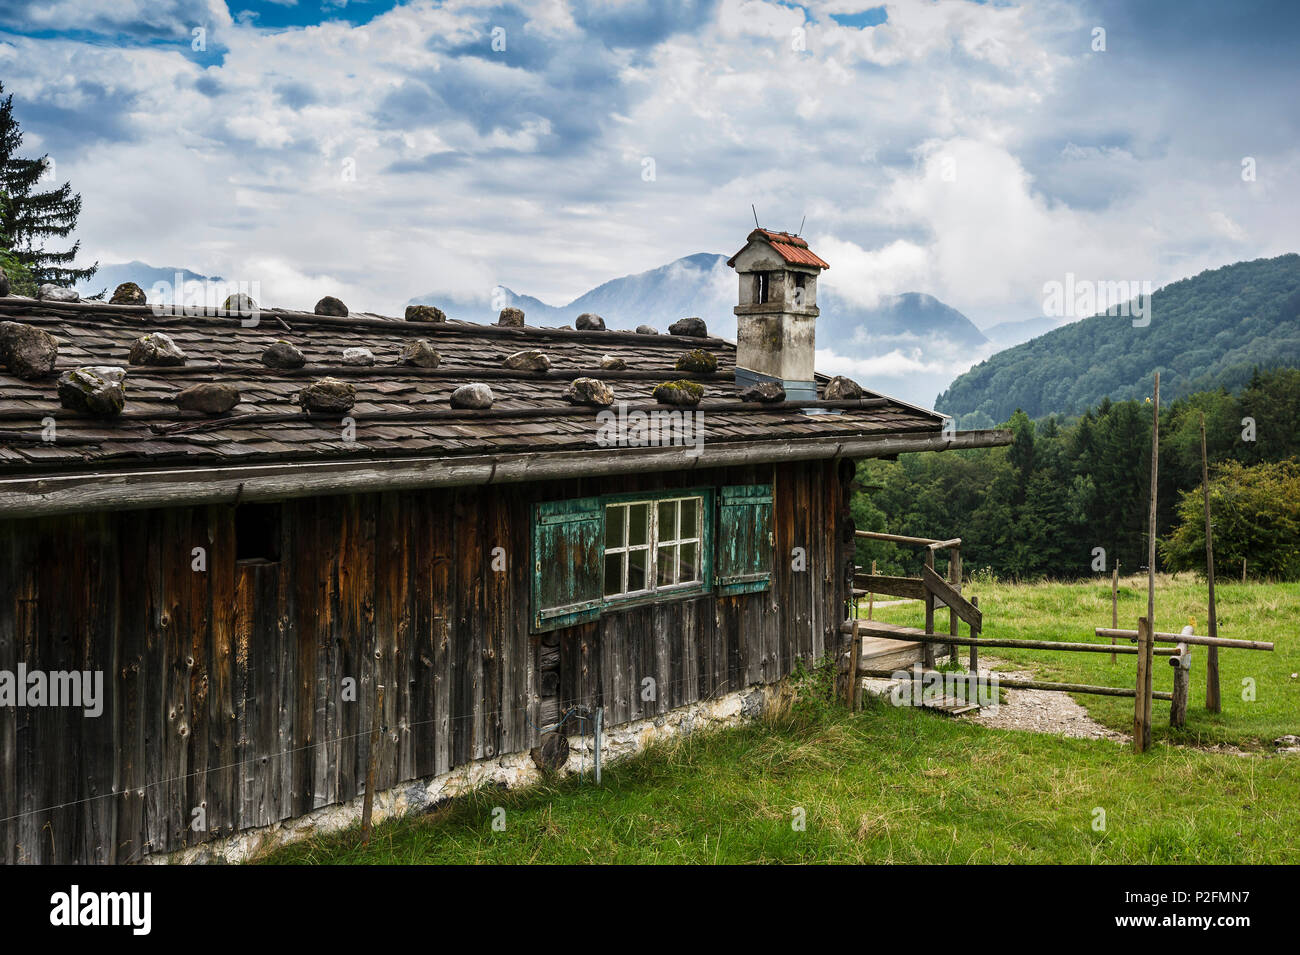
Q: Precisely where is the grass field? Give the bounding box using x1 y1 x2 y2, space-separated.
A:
260 689 1300 864
260 579 1300 865
868 574 1300 748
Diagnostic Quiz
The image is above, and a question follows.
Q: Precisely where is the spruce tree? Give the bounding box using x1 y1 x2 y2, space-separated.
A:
0 81 96 286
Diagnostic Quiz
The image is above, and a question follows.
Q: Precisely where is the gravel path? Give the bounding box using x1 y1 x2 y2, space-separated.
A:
959 656 1127 742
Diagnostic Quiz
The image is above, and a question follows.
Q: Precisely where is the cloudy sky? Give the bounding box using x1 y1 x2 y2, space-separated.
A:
2 0 1297 334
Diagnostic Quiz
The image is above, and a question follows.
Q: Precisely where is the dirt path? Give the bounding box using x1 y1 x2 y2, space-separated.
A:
960 656 1127 742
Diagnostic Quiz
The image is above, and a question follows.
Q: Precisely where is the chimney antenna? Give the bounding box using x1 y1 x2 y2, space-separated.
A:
797 215 806 236
751 204 760 229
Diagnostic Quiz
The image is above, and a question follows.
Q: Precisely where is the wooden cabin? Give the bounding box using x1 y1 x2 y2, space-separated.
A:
0 229 1008 863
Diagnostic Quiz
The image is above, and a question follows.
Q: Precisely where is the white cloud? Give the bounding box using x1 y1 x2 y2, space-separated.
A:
0 0 1294 332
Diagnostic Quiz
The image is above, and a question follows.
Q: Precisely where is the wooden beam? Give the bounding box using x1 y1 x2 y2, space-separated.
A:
921 564 982 629
1200 414 1221 714
854 530 956 547
1094 628 1273 651
853 573 927 601
842 622 1178 654
926 538 962 551
0 428 1015 519
859 668 1174 701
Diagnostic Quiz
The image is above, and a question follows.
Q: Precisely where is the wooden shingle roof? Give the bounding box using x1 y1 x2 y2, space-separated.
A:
0 295 946 479
0 294 1018 518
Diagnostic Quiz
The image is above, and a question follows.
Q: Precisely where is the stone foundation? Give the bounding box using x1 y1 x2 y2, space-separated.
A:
156 684 769 864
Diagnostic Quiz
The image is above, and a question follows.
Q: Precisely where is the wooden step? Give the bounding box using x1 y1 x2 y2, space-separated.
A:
852 621 953 670
920 697 981 717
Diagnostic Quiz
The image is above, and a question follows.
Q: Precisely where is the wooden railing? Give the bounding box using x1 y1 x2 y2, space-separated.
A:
852 530 980 669
844 531 1275 736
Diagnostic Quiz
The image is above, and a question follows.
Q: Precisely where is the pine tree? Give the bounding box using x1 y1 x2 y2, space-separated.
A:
0 81 96 287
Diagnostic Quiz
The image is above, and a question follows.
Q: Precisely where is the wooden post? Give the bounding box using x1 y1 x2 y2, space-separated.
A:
1134 617 1151 751
947 546 961 661
1134 371 1160 754
868 559 877 620
1200 415 1221 713
1110 562 1119 663
361 683 386 846
968 595 980 672
1241 557 1246 584
848 616 861 711
1170 627 1192 729
923 549 936 668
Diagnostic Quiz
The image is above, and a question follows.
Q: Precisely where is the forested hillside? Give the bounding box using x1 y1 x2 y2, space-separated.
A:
857 368 1300 581
936 254 1300 423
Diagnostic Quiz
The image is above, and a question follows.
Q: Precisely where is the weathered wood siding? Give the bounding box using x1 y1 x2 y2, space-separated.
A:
0 459 853 864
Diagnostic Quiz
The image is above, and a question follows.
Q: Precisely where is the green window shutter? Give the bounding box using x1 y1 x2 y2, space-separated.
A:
716 484 774 595
532 497 604 632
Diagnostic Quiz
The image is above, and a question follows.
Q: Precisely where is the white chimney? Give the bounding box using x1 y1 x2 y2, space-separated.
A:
727 228 829 402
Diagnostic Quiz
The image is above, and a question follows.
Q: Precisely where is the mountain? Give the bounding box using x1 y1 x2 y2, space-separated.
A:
409 254 989 407
982 315 1066 349
936 254 1300 425
75 261 223 301
408 253 736 331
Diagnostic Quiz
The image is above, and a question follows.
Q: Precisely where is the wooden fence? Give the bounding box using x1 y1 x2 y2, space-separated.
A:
844 531 1275 743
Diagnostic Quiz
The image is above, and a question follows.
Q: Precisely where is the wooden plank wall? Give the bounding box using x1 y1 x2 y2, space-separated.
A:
0 458 850 863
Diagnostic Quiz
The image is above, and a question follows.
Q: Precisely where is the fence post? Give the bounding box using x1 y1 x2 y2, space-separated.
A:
968 595 980 673
1170 626 1192 729
923 549 936 669
868 559 876 620
594 706 603 785
361 683 386 846
1110 563 1119 663
1133 618 1151 752
1201 414 1221 713
848 616 861 711
947 546 961 661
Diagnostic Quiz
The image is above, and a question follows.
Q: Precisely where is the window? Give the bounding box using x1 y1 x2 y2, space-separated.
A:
755 272 771 304
603 496 703 598
236 503 282 563
533 489 713 630
532 485 771 632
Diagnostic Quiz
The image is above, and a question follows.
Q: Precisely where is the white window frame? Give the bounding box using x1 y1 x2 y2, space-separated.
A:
603 495 704 600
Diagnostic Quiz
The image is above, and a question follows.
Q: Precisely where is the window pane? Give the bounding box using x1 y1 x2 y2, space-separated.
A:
605 504 625 549
657 545 676 586
628 548 648 591
679 541 698 582
628 503 648 547
604 552 624 596
680 498 698 540
660 500 678 541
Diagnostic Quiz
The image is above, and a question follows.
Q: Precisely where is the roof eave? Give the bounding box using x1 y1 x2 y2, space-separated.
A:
0 429 1011 519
